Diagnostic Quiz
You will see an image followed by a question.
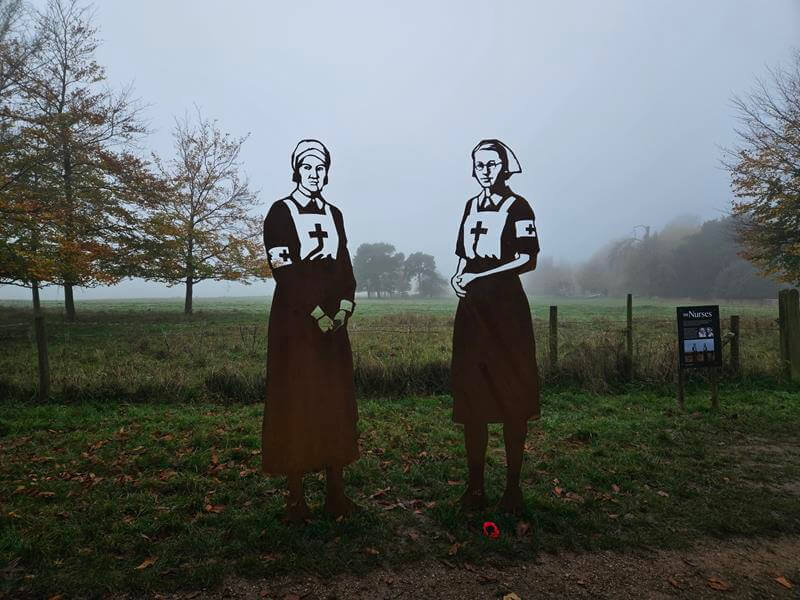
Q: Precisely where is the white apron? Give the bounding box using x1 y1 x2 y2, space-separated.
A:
461 196 514 260
283 199 339 261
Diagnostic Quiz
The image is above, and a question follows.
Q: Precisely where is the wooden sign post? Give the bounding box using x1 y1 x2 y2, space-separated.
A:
676 305 723 410
778 289 800 382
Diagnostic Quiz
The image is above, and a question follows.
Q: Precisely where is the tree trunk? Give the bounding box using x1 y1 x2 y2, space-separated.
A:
184 277 193 315
64 283 76 321
31 281 50 401
62 129 77 322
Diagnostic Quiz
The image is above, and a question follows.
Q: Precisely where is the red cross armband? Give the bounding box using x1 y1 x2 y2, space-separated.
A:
267 246 292 268
514 220 536 238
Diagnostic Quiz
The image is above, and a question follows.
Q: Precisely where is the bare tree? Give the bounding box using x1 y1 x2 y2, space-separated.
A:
141 109 269 315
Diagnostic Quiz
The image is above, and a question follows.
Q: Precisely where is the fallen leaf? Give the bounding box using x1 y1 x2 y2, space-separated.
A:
707 576 731 591
611 484 621 493
204 504 225 514
364 547 379 555
135 557 157 570
447 480 465 486
47 595 63 600
158 469 177 481
515 521 531 538
553 486 564 496
448 542 461 556
657 490 669 497
261 553 279 562
503 594 522 600
775 576 793 589
369 487 390 499
668 577 681 588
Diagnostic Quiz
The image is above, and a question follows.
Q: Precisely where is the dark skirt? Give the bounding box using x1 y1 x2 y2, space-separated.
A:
451 273 540 424
261 287 359 475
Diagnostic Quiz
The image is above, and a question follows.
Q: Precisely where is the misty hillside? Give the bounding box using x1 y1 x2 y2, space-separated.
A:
524 216 778 299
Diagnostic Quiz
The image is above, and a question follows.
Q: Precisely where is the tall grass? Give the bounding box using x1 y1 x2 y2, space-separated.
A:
0 299 786 403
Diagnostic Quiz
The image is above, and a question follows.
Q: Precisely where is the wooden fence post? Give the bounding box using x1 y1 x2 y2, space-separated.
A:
31 280 50 401
779 289 789 377
710 368 719 410
626 293 633 380
785 289 800 382
549 305 558 372
730 315 740 375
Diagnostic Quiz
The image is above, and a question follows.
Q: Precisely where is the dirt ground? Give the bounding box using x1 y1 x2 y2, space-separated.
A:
122 536 799 600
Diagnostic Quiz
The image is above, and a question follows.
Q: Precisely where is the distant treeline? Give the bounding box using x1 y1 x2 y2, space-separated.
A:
526 216 778 299
352 243 448 298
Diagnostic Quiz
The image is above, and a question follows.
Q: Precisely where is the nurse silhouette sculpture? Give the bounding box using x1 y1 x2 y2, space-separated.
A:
262 140 359 522
451 139 540 514
262 139 540 521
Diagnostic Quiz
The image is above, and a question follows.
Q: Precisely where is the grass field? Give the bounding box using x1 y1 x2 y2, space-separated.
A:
0 295 798 597
1 388 799 597
0 295 787 402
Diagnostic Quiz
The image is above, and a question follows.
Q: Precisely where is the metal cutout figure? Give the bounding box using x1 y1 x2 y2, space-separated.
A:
451 139 541 514
262 139 359 522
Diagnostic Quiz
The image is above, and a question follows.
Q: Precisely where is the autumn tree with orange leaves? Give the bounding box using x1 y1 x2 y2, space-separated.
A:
725 51 800 286
14 0 153 320
0 0 58 399
140 109 269 315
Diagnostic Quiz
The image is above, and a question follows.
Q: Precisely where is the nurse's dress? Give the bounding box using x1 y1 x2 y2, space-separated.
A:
261 190 358 474
451 190 541 424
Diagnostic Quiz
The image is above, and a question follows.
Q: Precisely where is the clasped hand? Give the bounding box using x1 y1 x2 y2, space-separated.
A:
311 306 349 333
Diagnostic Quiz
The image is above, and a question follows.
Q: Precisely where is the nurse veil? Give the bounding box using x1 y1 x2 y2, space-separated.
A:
262 139 359 522
450 138 541 514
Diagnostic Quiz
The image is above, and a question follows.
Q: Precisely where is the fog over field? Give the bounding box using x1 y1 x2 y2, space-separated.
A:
2 0 799 300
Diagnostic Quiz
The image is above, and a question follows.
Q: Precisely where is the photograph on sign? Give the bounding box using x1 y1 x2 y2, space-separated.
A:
683 338 716 365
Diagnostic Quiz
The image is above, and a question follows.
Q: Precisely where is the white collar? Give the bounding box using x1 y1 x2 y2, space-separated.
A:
479 190 505 209
291 187 323 210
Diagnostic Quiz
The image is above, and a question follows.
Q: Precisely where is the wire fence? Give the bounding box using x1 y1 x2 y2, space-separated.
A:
0 300 791 403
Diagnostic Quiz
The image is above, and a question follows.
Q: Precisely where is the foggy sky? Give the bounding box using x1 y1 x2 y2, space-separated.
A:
3 0 799 301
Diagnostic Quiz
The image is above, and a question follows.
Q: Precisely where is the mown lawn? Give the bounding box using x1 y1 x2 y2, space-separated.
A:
1 387 799 598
